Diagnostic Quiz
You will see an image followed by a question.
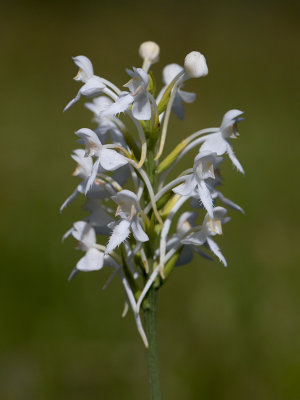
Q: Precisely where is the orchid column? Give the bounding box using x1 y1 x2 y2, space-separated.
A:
61 40 245 400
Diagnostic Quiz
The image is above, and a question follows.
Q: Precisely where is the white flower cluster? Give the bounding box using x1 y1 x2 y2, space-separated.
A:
61 41 245 347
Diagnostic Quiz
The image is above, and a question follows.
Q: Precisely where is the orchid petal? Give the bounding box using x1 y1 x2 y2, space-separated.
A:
220 109 243 132
62 227 73 242
105 219 131 254
206 237 227 266
73 56 94 82
86 158 101 194
72 221 96 248
75 128 102 148
132 92 151 120
226 143 245 174
197 180 214 218
64 92 81 112
182 231 206 246
176 211 198 233
80 76 106 97
200 133 227 155
100 148 128 171
76 248 104 271
179 89 196 103
172 94 185 119
60 188 79 213
68 268 79 282
194 246 215 261
215 191 245 213
131 219 149 242
101 93 134 117
176 245 194 266
173 175 195 196
64 78 105 112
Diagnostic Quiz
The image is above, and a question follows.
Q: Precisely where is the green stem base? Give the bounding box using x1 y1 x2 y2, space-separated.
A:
144 287 161 400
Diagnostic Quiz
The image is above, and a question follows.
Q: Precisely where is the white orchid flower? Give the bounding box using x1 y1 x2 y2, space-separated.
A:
158 63 196 119
105 190 149 254
75 128 128 193
200 110 245 173
166 212 213 266
188 158 245 214
173 151 220 218
182 207 230 266
60 149 111 212
63 221 104 272
64 56 106 112
101 67 151 120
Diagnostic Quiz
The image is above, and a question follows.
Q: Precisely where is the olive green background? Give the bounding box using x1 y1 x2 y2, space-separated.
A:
1 0 299 399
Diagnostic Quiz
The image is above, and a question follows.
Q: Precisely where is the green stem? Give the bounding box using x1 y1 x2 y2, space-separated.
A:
143 287 161 400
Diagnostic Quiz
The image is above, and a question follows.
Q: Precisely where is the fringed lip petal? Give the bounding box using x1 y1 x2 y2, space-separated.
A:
206 237 227 266
105 219 131 255
197 180 214 219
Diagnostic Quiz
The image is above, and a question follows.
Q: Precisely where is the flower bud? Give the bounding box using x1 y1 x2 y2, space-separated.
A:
139 41 160 63
184 51 208 78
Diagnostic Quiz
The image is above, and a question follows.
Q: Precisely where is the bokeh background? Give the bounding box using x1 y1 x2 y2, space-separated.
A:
1 0 299 399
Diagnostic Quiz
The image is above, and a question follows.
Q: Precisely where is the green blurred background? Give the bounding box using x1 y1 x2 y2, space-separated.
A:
1 0 299 399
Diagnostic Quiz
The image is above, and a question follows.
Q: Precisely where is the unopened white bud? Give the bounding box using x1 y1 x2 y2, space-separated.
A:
184 51 208 78
139 41 160 64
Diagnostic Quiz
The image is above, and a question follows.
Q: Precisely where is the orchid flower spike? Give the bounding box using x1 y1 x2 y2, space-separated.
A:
64 56 106 112
139 41 160 72
62 42 246 348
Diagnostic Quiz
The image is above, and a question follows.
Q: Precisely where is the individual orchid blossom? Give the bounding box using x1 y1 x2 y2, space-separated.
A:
105 190 149 254
75 128 128 193
61 41 246 397
200 109 245 173
182 207 230 266
173 151 220 218
64 56 106 112
60 149 111 212
63 221 104 272
166 211 214 266
101 67 151 120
